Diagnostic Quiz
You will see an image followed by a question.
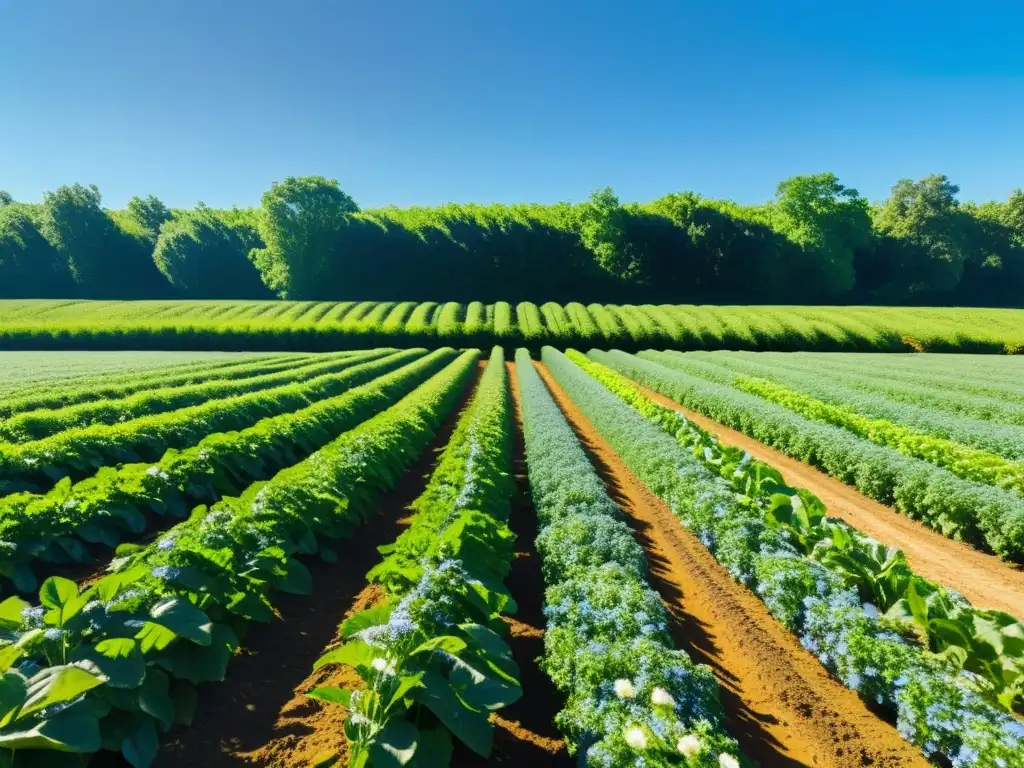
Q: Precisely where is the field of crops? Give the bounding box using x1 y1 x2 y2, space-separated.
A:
1 347 1023 768
3 300 1024 353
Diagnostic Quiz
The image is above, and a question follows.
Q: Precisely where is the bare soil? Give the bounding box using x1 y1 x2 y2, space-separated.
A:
535 362 930 768
633 381 1024 619
451 362 570 765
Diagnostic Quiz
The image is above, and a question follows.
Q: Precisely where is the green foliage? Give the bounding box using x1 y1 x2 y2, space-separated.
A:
0 207 75 298
40 184 168 299
316 348 520 766
153 207 269 298
126 196 173 243
250 176 359 298
768 173 872 299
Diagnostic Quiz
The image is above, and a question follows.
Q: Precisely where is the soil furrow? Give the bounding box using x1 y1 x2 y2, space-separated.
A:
454 361 569 765
149 361 485 768
535 361 929 768
631 379 1024 618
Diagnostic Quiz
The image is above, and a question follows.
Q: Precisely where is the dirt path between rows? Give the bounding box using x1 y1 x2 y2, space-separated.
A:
535 362 929 768
152 362 484 768
454 362 570 765
630 381 1024 619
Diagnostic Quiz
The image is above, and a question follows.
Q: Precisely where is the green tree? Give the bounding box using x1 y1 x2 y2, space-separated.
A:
870 174 971 296
127 194 173 241
0 191 12 207
769 173 871 299
40 183 170 297
576 187 637 281
153 206 269 298
250 176 359 298
0 205 76 296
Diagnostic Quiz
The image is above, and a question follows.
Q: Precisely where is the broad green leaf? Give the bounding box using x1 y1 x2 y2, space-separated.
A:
0 670 28 726
340 603 392 638
147 597 213 646
170 681 198 726
0 712 101 752
160 624 237 684
412 726 452 768
369 719 418 766
39 576 88 626
308 686 351 706
277 558 313 595
414 670 492 756
73 638 145 689
411 636 467 657
0 644 23 672
314 639 373 671
122 715 159 768
139 669 175 731
0 597 30 630
20 665 104 718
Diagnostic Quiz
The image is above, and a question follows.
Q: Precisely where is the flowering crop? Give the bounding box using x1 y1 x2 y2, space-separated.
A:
312 347 521 765
550 347 1024 765
517 349 740 768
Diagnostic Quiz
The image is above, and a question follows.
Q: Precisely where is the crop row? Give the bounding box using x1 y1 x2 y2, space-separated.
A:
545 347 1023 765
0 349 399 495
0 351 366 442
603 351 1024 562
719 350 1024 400
663 351 1024 462
516 350 741 767
731 376 1024 496
0 352 314 420
0 348 454 593
2 300 1024 353
572 351 1024 711
710 353 1024 426
0 349 479 767
311 347 522 765
0 350 269 400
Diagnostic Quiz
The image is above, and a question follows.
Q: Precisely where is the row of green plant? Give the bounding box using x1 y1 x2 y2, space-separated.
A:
0 349 452 594
606 351 1024 562
0 352 365 442
2 300 1024 353
310 347 521 766
0 349 479 768
0 350 398 496
725 354 1024 427
515 350 741 768
665 351 1024 462
731 376 1024 496
572 350 1024 711
723 351 1024 403
546 347 1024 766
0 353 302 416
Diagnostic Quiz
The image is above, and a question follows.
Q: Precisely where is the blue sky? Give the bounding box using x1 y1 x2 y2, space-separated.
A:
2 0 1022 210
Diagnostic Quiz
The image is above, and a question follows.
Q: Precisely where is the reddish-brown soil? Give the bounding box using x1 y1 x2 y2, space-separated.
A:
535 362 930 768
633 381 1024 619
451 362 570 765
152 362 484 768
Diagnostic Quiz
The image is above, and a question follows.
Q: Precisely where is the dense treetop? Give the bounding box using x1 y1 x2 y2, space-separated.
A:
1 173 1022 306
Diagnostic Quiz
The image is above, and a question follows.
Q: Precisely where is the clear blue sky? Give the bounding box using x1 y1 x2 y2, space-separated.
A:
3 0 1022 210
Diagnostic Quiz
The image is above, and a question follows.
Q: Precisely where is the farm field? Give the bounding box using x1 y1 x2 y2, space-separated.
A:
0 348 1022 768
3 300 1024 353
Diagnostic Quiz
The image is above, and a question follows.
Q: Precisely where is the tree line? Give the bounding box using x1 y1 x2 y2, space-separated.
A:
2 173 1022 306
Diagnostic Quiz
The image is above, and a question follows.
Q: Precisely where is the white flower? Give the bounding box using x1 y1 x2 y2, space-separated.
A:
372 657 387 672
862 602 880 619
624 727 647 750
719 754 739 768
651 686 675 707
613 678 636 699
677 734 702 757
